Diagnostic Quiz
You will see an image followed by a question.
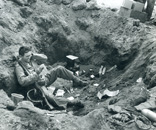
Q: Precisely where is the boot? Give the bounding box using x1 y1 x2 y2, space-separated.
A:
73 78 88 88
67 100 84 108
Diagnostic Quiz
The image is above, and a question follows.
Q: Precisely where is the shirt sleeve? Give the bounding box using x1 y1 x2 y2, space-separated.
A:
15 63 38 87
32 53 48 64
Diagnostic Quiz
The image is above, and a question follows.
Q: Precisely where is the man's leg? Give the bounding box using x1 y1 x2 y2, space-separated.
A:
45 66 87 87
41 86 69 109
146 0 156 20
41 86 84 109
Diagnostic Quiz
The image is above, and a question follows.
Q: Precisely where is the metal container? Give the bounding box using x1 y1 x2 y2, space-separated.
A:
11 93 24 105
141 109 156 122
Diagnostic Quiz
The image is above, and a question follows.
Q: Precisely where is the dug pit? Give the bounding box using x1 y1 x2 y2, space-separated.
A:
0 0 156 129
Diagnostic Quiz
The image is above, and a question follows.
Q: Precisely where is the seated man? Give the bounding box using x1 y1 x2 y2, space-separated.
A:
15 46 87 110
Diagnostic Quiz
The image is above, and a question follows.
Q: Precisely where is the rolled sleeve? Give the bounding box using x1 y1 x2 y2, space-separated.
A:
32 53 48 63
15 63 38 87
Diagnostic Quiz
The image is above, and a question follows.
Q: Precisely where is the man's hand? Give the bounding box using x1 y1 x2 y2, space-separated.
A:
36 75 46 86
36 64 45 75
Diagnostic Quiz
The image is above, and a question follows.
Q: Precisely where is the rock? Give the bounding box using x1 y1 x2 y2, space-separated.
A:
0 105 53 130
86 1 100 10
34 15 53 30
130 84 150 106
52 108 111 130
72 0 86 11
16 100 45 115
11 0 37 6
0 6 25 31
75 18 90 30
53 0 62 5
0 108 21 130
0 45 22 95
13 101 51 130
0 69 18 95
34 14 60 30
0 89 15 107
48 27 60 38
61 20 72 35
27 0 37 5
11 0 27 6
144 53 156 87
144 64 156 88
62 0 73 5
91 12 100 18
77 108 111 130
109 98 119 105
135 97 156 111
20 7 33 18
108 105 122 113
149 74 156 88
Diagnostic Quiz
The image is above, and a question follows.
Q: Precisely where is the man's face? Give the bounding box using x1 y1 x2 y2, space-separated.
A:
22 51 32 63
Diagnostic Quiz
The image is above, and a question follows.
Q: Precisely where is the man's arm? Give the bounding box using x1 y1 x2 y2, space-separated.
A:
32 53 48 63
15 63 38 87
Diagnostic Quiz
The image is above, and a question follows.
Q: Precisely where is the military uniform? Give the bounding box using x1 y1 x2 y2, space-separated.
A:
15 53 82 108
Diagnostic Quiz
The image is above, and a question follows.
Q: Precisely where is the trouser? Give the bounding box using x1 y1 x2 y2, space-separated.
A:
146 0 156 20
46 65 79 86
41 86 69 109
43 66 79 108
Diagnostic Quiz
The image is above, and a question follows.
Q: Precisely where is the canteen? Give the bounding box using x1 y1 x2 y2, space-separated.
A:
141 109 156 122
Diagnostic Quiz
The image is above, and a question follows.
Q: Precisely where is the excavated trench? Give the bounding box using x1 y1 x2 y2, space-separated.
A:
32 20 144 117
35 28 139 70
1 0 156 129
17 6 148 117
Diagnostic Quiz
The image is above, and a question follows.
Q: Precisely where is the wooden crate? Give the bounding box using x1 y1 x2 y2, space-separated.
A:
118 6 132 18
122 0 133 9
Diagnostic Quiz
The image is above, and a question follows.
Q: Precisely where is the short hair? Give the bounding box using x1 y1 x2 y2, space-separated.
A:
19 46 31 56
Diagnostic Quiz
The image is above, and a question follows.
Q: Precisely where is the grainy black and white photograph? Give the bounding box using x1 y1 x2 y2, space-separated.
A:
0 0 156 129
